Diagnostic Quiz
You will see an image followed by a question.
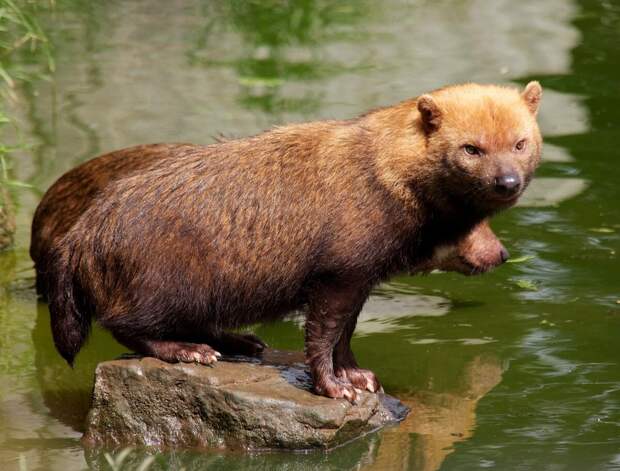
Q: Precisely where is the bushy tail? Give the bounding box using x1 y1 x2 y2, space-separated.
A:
48 245 91 366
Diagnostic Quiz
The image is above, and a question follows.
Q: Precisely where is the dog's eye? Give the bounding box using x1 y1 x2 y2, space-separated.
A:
463 145 481 156
515 139 527 152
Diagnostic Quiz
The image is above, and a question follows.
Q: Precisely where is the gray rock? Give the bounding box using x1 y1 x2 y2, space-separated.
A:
82 349 408 451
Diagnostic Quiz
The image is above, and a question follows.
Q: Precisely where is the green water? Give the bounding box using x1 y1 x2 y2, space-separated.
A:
1 1 619 470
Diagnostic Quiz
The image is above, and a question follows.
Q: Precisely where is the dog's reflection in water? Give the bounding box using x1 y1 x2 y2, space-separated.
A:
367 355 504 471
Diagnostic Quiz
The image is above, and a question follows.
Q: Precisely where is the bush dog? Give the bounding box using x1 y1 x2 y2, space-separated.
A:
32 82 542 401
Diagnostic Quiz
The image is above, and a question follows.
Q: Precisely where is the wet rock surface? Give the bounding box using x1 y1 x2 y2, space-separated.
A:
82 349 408 451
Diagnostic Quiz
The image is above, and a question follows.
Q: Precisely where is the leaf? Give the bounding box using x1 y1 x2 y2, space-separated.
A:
514 279 538 291
238 76 284 87
3 179 33 188
589 227 615 234
103 453 116 470
136 456 156 471
111 448 133 470
506 255 535 264
0 64 14 88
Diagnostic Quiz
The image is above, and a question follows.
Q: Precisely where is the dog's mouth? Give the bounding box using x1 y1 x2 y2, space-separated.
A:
479 193 521 215
455 256 492 276
486 187 522 206
495 192 521 204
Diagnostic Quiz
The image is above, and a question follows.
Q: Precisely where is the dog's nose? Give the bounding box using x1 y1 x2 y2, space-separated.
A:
494 174 521 197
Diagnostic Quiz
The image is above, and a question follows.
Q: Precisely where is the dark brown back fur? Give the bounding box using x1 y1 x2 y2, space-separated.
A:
31 144 193 296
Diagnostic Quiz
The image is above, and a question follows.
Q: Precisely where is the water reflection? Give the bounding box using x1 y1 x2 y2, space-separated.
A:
32 302 123 433
1 0 620 469
0 274 84 470
350 291 451 336
368 356 504 471
189 1 370 114
518 178 589 208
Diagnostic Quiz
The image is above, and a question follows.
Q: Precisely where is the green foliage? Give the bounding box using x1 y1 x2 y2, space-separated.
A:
0 0 54 85
0 0 53 179
0 0 52 247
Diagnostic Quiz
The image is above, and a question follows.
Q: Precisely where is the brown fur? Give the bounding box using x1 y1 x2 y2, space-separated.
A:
31 144 194 296
418 219 508 275
31 151 505 296
33 82 542 400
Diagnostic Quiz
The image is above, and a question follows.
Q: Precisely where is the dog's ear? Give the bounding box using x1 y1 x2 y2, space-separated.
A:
522 81 542 115
417 95 442 132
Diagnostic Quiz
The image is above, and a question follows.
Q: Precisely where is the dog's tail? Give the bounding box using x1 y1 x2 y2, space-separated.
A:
48 242 91 366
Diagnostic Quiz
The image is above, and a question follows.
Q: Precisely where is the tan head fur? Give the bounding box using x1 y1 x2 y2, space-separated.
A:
417 82 543 213
369 82 542 216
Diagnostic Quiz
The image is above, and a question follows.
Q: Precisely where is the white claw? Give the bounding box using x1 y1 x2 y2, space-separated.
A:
214 351 222 358
367 378 376 393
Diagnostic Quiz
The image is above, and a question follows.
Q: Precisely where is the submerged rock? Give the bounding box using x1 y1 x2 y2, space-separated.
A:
82 349 408 451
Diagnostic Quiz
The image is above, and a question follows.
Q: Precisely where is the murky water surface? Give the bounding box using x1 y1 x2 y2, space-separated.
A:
1 1 619 469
